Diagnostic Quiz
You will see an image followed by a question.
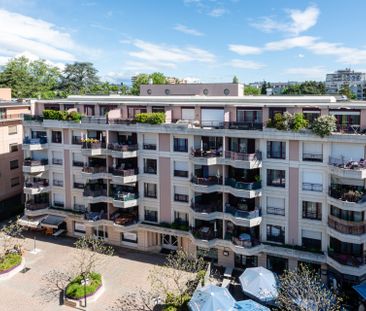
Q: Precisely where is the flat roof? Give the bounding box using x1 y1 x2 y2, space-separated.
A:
0 100 31 108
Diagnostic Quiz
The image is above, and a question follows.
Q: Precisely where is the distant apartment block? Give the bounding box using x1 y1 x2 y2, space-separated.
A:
248 81 299 95
0 89 30 212
326 68 366 99
19 83 366 291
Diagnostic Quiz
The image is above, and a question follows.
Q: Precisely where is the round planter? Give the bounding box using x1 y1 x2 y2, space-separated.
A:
0 257 25 281
65 276 104 306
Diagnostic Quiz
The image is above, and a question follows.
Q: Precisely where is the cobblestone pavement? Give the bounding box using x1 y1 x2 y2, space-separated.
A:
0 232 166 311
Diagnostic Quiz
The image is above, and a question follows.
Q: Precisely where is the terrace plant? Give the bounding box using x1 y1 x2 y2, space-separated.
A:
135 112 165 124
43 109 82 122
267 112 308 132
310 115 337 137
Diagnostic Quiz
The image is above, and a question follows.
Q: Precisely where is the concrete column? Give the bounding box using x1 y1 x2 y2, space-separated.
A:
63 150 72 208
288 257 298 271
159 157 171 223
288 167 299 245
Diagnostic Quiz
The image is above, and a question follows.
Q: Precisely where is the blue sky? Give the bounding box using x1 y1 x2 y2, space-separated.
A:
0 0 366 84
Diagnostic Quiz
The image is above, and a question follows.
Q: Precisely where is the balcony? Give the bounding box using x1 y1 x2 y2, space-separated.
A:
109 167 138 184
224 151 262 169
191 227 221 241
23 137 48 151
111 192 139 208
108 143 138 158
328 215 366 236
329 157 366 179
111 210 138 227
81 166 110 180
24 180 50 195
225 205 262 227
229 235 261 249
23 159 49 174
329 186 366 204
328 250 365 267
81 141 106 156
191 176 223 193
83 188 108 203
225 178 262 198
302 153 323 162
25 201 49 211
226 122 263 131
302 182 323 192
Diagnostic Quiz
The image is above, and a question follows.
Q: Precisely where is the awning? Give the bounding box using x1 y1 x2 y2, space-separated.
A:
353 283 366 300
41 215 65 229
18 215 46 229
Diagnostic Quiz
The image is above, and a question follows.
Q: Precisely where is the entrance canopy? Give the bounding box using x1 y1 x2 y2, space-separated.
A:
41 215 65 229
18 215 46 229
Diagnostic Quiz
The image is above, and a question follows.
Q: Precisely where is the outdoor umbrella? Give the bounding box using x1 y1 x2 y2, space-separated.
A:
235 299 270 310
188 284 236 311
239 267 278 302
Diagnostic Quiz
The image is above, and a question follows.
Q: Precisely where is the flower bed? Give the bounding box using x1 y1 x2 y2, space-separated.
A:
65 272 102 300
0 253 22 274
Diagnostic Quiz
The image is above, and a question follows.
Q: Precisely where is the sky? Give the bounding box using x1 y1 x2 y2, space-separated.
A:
0 0 366 84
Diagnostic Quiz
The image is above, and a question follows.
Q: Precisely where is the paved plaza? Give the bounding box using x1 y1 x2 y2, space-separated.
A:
0 232 166 311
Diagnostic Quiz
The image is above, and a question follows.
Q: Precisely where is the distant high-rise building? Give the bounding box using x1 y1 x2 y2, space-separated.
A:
325 68 366 99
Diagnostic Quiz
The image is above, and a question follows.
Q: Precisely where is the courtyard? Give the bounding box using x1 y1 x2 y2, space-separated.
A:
0 232 166 311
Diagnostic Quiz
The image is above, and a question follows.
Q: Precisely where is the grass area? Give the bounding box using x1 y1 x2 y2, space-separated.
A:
0 253 22 272
65 272 102 300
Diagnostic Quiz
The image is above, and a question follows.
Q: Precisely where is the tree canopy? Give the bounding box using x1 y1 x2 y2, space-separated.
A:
244 85 260 95
339 83 356 99
130 72 167 95
282 81 326 95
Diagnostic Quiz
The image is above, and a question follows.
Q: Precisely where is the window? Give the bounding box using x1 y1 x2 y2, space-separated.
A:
144 159 157 174
144 183 157 198
74 222 86 235
267 255 288 275
302 230 322 251
122 232 138 243
93 225 108 240
174 161 188 178
237 109 262 123
9 144 18 152
174 211 188 225
302 201 322 220
10 159 19 170
10 177 20 187
266 197 285 216
152 106 165 113
266 225 285 243
267 141 286 159
8 125 17 135
51 131 62 143
174 186 189 202
235 255 258 269
267 169 286 188
53 172 64 187
144 209 158 222
173 138 188 152
330 205 363 222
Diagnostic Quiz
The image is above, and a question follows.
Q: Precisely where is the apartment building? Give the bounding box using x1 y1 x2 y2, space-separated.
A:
0 88 30 213
326 68 366 100
20 83 366 292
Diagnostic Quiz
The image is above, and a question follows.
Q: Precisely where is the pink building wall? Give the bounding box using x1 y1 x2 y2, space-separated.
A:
262 107 269 124
288 167 299 245
159 157 171 223
159 134 170 152
289 141 299 161
171 106 181 121
64 150 72 208
360 110 366 129
0 88 11 100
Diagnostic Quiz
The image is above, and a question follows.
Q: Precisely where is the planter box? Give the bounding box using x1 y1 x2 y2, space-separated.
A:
0 258 25 281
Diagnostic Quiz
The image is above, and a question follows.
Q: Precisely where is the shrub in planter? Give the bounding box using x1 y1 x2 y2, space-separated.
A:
135 112 165 124
310 115 337 137
291 113 309 132
43 109 81 122
0 253 22 272
65 272 102 300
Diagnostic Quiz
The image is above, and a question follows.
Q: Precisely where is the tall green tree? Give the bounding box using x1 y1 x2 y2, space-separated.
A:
130 72 167 95
339 83 356 99
0 56 60 98
232 75 239 84
244 85 260 95
61 62 100 95
260 81 267 94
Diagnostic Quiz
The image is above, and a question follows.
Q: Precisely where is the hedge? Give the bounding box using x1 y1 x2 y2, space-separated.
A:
134 112 165 124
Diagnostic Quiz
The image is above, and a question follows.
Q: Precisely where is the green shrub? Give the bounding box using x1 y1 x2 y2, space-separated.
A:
310 115 337 137
164 292 191 311
65 272 102 300
43 109 81 122
267 112 308 132
0 253 22 272
291 113 309 132
135 112 165 124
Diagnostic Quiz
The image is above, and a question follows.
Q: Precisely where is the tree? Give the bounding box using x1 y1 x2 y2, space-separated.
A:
0 57 61 98
244 85 260 95
277 264 342 311
260 81 267 94
232 75 239 84
339 83 356 99
0 218 24 261
61 62 100 95
311 115 337 137
110 289 157 311
282 81 326 95
130 72 167 95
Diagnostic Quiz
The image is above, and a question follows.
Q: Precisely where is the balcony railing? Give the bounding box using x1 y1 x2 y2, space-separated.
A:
191 227 221 240
226 122 263 130
225 206 261 219
143 144 157 150
25 201 49 210
267 234 285 244
23 114 44 122
144 167 157 174
23 137 47 145
302 153 323 162
107 143 138 152
328 250 365 267
329 187 366 203
83 188 108 197
225 151 262 161
174 194 189 203
225 178 261 190
111 211 138 226
267 151 286 159
191 176 223 186
25 180 49 188
231 236 261 248
302 182 323 192
191 201 222 213
335 124 361 134
112 192 138 201
73 182 84 189
191 149 222 158
82 166 107 174
52 158 63 165
328 215 366 235
73 161 84 167
174 170 189 178
329 157 366 170
72 136 82 145
53 180 63 187
24 159 48 166
81 141 106 149
109 167 138 176
266 206 285 216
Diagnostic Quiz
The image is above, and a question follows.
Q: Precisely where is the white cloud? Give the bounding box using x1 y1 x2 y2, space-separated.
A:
298 53 305 58
285 66 327 79
174 24 204 36
251 5 320 35
0 9 99 64
265 36 317 51
228 44 262 55
229 59 265 70
208 8 227 17
183 0 228 17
